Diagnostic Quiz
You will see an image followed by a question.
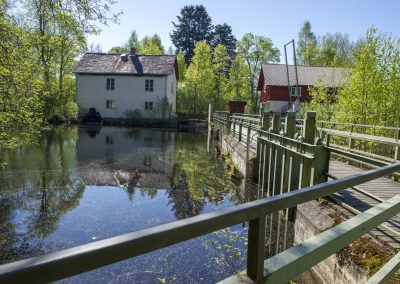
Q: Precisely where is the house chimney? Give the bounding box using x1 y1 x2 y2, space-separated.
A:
130 47 136 54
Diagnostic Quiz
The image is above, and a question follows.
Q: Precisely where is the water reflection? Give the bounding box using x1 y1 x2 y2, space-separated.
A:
0 126 258 276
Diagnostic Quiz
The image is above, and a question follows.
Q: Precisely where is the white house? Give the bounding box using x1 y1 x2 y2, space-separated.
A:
74 48 179 119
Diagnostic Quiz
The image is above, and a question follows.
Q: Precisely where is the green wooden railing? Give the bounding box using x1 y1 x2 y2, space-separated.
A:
1 163 400 284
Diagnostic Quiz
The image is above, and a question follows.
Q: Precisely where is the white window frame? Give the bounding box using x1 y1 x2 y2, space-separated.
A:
290 86 301 97
145 101 153 110
106 78 115 91
106 100 115 109
145 79 154 92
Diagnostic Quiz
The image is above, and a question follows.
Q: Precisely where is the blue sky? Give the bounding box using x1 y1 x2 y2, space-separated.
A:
88 0 400 61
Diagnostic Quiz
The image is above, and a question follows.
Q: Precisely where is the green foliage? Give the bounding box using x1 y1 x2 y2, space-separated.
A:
126 29 139 49
318 33 355 67
227 55 250 102
138 34 165 54
0 0 120 151
212 44 229 110
0 9 44 150
170 5 214 64
302 84 338 121
108 46 129 53
206 227 248 273
183 42 215 113
296 20 355 67
211 23 236 64
236 32 280 112
176 51 186 80
296 20 318 66
334 28 400 127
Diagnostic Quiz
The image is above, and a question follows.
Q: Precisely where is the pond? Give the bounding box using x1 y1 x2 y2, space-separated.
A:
0 126 259 283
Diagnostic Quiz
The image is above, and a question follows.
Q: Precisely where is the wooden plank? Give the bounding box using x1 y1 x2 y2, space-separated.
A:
329 159 400 249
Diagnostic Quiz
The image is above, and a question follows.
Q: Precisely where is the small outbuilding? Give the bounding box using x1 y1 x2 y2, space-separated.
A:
228 101 247 115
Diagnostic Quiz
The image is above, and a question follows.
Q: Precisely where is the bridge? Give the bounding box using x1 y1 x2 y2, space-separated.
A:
1 110 400 283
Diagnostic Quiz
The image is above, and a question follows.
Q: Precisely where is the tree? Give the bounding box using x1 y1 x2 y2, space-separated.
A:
236 33 280 112
227 55 250 101
184 42 215 113
318 32 354 67
177 51 187 80
167 46 174 55
125 29 139 49
302 84 338 121
108 46 128 53
0 9 43 151
212 23 236 64
212 44 229 109
138 34 165 54
334 28 400 128
170 5 213 64
296 21 319 66
23 0 120 120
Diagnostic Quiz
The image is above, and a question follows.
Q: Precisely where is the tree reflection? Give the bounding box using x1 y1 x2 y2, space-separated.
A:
168 132 238 218
0 127 84 262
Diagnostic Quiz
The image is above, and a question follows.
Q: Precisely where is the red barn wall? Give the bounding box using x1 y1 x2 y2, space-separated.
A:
260 85 310 103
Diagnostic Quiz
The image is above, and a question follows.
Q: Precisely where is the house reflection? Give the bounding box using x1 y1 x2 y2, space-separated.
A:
76 127 176 189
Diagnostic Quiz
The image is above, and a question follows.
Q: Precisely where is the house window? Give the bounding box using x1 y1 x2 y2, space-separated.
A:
145 101 153 110
145 79 153 92
290 86 301 97
106 78 115 90
106 100 115 109
171 83 174 94
106 136 114 145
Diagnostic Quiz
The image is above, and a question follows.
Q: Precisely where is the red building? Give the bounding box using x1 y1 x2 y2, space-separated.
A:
257 64 348 112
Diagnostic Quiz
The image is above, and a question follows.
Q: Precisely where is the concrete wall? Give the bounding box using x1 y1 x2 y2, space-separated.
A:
221 135 257 180
76 73 176 119
295 201 369 283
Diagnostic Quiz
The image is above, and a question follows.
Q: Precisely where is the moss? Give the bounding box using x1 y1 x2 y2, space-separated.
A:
220 152 243 180
328 212 343 226
337 237 394 277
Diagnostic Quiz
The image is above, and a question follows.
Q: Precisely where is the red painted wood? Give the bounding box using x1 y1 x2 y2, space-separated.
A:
260 85 310 103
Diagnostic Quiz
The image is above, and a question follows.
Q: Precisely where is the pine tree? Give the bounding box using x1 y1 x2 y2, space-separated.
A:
170 5 213 64
212 23 236 65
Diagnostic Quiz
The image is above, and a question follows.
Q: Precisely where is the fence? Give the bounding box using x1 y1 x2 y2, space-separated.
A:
1 163 400 283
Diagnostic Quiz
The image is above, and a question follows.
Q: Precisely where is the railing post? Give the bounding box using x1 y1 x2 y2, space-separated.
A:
348 124 354 151
260 112 271 196
208 102 214 126
232 118 236 137
239 120 242 141
301 111 316 188
395 130 400 161
247 215 266 282
262 111 270 131
246 122 251 180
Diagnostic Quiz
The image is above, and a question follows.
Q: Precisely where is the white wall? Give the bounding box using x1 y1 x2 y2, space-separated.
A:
76 74 176 119
264 100 305 113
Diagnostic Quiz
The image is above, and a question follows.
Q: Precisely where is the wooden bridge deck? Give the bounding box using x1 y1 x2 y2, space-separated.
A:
329 160 400 249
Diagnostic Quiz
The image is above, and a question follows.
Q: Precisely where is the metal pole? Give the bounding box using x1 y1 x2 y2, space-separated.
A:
292 40 300 102
284 43 291 108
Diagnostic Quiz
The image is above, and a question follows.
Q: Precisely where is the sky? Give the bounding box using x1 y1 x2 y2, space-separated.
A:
87 0 400 62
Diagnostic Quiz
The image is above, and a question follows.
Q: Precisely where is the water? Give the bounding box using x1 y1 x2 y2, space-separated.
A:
0 126 257 283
